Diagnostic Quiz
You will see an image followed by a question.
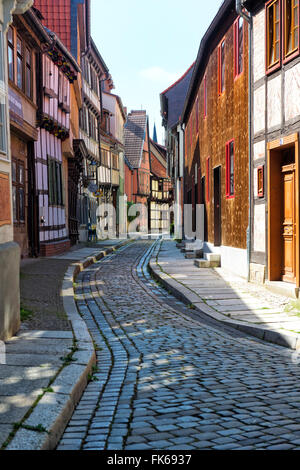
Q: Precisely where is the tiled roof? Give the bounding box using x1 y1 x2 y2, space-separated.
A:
34 0 72 50
124 111 147 169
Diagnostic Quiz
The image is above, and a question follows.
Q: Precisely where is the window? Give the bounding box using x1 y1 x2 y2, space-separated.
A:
12 158 25 223
203 75 207 118
58 72 69 111
16 36 23 90
25 48 32 98
284 0 299 58
0 30 7 155
257 166 264 198
218 39 225 95
7 27 14 82
266 0 281 70
48 158 63 206
225 140 235 198
206 157 211 202
7 27 33 96
234 17 244 77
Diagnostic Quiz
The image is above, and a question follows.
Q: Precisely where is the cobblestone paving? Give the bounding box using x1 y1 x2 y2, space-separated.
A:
58 240 300 450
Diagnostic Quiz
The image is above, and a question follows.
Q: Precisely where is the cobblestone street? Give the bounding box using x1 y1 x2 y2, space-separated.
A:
57 241 300 451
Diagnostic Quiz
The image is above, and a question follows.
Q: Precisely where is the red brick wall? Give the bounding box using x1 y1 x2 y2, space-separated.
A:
40 239 71 257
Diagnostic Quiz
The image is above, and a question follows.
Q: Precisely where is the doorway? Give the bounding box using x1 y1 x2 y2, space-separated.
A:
268 134 299 286
214 166 221 247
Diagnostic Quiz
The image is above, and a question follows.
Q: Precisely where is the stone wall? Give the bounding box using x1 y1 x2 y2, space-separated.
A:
0 242 20 340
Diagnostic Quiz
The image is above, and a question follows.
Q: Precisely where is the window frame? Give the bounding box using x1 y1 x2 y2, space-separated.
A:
7 26 14 83
206 157 211 203
234 16 244 79
12 158 25 224
48 157 64 207
16 35 23 91
195 96 199 133
266 0 282 74
283 0 300 63
0 28 7 156
203 75 207 119
218 38 226 96
225 139 235 199
257 165 265 198
25 46 32 98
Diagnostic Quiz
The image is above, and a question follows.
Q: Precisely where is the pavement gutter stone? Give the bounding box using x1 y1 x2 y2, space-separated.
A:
6 240 129 451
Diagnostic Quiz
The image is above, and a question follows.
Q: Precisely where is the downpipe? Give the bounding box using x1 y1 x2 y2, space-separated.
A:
235 0 253 282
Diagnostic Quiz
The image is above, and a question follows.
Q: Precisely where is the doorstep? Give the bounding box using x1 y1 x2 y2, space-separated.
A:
265 280 299 299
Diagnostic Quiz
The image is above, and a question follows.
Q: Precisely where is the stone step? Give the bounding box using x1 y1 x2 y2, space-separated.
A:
185 250 203 259
205 253 221 264
194 257 220 268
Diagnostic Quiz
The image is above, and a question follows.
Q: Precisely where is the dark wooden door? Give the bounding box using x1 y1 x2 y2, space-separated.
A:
27 142 39 257
282 164 296 283
214 166 221 247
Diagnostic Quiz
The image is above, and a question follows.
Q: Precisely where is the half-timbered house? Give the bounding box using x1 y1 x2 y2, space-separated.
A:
246 0 300 295
124 110 151 233
149 139 174 234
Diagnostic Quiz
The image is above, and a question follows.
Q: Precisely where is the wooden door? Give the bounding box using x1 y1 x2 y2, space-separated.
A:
282 164 296 283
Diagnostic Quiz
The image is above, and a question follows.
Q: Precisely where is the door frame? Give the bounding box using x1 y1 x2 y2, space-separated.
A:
213 165 222 247
267 132 299 287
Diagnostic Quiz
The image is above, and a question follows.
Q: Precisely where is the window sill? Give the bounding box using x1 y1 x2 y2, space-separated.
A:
283 49 300 66
266 61 281 76
0 153 9 162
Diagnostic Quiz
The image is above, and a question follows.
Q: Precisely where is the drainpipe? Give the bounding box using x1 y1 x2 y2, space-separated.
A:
236 0 253 282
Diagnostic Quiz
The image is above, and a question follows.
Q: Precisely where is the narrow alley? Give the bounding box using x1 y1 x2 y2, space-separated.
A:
56 241 300 451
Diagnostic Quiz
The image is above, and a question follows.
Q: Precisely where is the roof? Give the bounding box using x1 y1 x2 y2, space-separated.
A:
33 0 90 59
160 62 195 130
181 0 238 123
150 139 167 160
124 111 148 169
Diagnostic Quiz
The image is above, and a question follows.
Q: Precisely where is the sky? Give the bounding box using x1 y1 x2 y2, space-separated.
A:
91 0 224 145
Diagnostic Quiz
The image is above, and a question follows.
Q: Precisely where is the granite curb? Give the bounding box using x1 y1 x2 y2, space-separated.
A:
149 250 300 352
6 239 130 450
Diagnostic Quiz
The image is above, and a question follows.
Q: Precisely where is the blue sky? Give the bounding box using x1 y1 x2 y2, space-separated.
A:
91 0 223 144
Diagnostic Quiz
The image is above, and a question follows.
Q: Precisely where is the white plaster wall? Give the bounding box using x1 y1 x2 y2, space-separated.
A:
253 140 265 161
253 203 266 253
285 62 300 122
254 86 266 135
220 246 248 279
203 242 248 279
267 75 281 130
253 9 265 83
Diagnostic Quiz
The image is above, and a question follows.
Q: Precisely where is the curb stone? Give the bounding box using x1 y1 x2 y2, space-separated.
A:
149 247 300 352
6 239 130 451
